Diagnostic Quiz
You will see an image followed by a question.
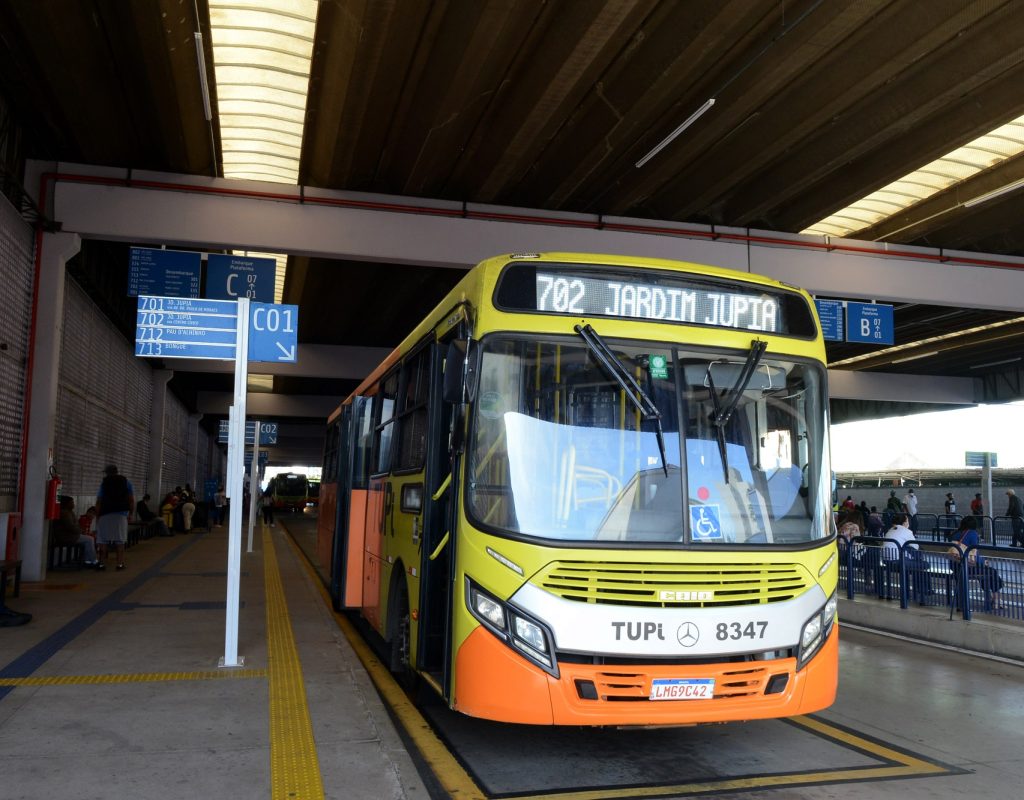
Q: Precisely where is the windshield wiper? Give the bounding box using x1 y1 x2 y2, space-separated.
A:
574 323 668 476
706 339 768 483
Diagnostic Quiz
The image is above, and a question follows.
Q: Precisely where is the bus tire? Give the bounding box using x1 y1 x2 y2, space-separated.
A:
387 578 415 688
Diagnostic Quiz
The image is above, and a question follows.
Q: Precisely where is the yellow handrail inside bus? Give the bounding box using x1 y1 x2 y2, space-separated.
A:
429 531 450 561
432 473 451 502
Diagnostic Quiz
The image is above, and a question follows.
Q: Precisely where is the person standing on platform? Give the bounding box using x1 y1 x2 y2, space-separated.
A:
260 488 275 527
944 493 957 514
213 486 227 527
886 490 902 512
902 488 919 532
1005 489 1024 547
970 492 984 517
96 464 134 570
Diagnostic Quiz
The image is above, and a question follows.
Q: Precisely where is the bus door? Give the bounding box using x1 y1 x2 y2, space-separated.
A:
328 398 371 611
365 377 399 634
415 339 461 693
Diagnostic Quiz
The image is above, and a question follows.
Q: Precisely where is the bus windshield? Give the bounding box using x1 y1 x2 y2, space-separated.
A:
467 335 832 545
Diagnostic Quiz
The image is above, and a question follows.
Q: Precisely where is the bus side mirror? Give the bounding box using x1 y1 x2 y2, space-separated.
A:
443 339 480 404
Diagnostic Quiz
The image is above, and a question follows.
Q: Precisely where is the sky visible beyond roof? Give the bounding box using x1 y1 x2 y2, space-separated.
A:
830 401 1024 471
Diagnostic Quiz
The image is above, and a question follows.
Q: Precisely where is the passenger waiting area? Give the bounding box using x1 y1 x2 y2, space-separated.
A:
838 513 1024 622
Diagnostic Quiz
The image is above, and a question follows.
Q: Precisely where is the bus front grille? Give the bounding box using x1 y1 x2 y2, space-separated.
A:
534 560 810 607
589 664 769 701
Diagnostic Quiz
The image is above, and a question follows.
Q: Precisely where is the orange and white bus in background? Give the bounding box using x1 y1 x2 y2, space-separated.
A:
316 252 837 725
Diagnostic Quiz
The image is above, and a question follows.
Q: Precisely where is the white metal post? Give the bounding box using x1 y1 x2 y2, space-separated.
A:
222 297 250 668
983 453 993 543
247 423 260 553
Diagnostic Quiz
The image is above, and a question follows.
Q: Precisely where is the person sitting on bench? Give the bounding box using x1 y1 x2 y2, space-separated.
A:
136 494 172 537
52 495 102 569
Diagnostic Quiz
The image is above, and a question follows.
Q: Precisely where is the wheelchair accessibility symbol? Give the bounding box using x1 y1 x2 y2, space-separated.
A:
689 504 722 541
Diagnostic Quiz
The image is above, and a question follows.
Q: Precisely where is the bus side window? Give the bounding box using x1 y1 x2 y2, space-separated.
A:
394 346 430 472
372 371 399 475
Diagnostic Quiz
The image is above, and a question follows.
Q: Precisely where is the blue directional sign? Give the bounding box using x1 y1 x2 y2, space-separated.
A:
135 296 238 360
219 420 278 445
814 299 844 342
846 302 894 345
206 254 276 303
129 248 202 298
965 451 997 467
244 450 270 468
248 302 298 363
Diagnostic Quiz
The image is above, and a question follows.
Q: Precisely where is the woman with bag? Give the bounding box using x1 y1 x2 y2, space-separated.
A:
949 516 1003 610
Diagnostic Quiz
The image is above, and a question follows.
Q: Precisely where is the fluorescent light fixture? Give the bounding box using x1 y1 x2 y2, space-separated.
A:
890 350 939 364
635 98 716 169
969 357 1022 370
247 373 275 392
803 115 1024 237
194 32 213 121
830 315 1024 369
209 0 319 185
963 176 1024 208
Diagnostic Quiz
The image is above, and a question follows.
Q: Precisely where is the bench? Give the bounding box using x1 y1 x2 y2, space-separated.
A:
48 542 85 570
0 558 22 601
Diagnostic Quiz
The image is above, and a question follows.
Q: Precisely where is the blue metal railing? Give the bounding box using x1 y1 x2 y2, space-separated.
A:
839 536 1023 622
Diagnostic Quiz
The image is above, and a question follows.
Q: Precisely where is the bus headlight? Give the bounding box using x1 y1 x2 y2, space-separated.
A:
466 578 558 676
512 614 548 654
471 589 505 628
797 590 837 668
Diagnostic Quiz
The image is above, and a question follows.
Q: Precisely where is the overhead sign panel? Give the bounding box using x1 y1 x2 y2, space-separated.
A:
248 302 299 363
128 247 201 298
965 451 997 467
845 302 894 345
206 254 276 303
135 296 238 360
244 450 270 467
218 420 278 445
814 299 844 342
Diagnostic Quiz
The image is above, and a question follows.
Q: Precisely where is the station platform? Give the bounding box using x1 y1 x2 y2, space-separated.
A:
0 519 428 800
4 521 1023 800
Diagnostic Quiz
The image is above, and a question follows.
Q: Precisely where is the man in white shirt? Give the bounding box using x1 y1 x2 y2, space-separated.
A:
902 488 919 531
883 514 918 560
883 513 929 603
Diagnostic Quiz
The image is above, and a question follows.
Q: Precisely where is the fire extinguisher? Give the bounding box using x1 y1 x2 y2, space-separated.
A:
45 466 62 520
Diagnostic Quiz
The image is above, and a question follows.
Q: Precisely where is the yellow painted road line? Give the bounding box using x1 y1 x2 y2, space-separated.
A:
0 669 266 687
264 527 326 800
283 530 487 800
509 715 956 800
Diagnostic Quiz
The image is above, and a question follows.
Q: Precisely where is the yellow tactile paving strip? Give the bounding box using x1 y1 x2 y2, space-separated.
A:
0 669 266 687
264 527 326 800
283 532 487 800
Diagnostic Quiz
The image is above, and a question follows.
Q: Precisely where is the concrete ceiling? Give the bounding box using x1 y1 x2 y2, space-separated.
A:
4 0 1024 460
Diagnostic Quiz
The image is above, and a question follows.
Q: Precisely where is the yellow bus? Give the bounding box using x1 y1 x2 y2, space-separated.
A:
317 252 837 726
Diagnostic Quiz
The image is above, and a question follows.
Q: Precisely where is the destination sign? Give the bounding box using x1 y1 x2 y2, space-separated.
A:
218 420 278 445
135 296 238 360
535 272 779 332
128 247 201 298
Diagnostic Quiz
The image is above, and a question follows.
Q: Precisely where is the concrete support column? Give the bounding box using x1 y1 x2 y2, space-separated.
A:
187 412 203 491
22 231 81 581
147 369 173 500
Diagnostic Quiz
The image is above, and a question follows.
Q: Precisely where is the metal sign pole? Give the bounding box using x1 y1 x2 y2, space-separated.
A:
983 453 993 543
247 423 260 553
221 297 250 668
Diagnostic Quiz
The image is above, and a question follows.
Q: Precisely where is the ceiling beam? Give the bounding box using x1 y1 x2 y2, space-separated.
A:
42 163 1024 311
197 392 343 418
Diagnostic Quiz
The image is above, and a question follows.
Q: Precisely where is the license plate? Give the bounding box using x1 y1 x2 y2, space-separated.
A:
650 678 714 701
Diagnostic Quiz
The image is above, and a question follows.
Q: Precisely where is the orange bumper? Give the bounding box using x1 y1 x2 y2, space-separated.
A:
453 623 838 726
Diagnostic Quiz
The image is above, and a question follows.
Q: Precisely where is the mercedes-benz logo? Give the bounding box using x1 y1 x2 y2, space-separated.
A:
677 621 699 647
